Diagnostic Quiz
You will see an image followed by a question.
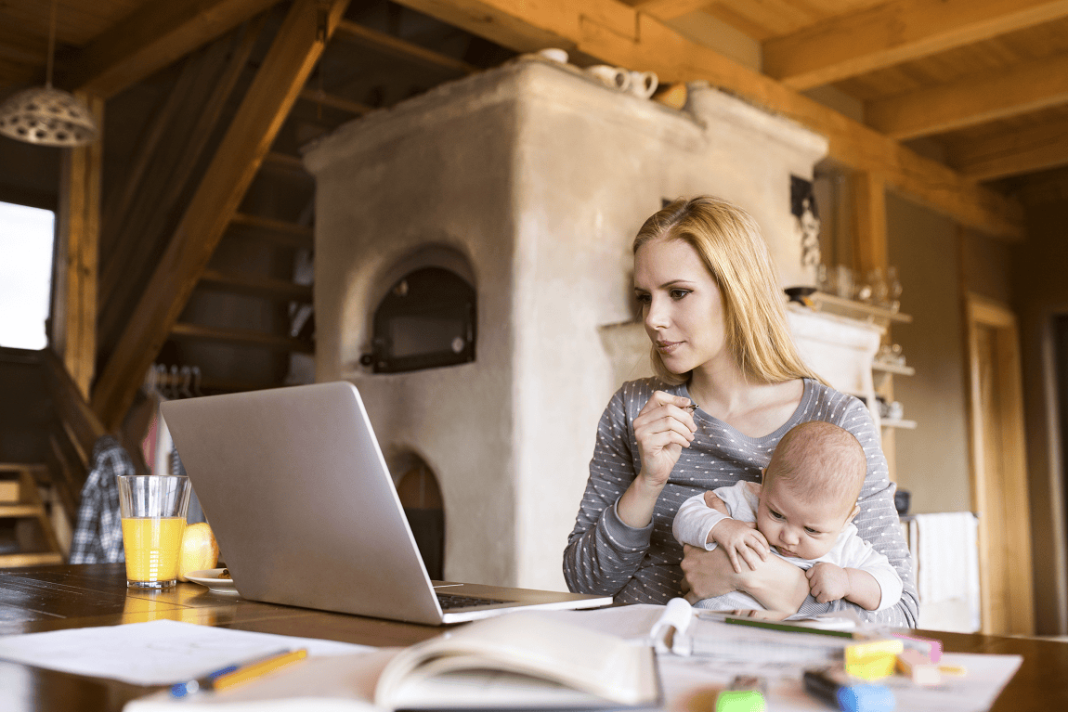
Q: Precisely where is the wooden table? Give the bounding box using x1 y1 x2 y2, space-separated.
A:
0 564 1065 711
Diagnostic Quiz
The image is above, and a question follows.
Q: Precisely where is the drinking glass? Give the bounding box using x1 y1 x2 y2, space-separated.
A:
117 475 191 589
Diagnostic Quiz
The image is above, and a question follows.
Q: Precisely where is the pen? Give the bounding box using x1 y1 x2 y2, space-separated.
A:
170 648 308 698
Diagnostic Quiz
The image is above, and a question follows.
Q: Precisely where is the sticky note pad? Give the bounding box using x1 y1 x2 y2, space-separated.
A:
845 639 904 680
716 690 765 712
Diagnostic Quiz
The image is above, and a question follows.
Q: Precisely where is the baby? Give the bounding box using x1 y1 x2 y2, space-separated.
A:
672 420 902 613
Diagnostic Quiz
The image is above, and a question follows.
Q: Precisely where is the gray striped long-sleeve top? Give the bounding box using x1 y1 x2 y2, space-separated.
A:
562 377 919 627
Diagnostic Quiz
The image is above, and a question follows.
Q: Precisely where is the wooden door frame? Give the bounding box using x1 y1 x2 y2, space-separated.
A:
965 292 1035 634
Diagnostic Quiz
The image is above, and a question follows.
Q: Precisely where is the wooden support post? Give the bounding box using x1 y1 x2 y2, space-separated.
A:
91 0 351 431
53 93 104 400
850 170 888 275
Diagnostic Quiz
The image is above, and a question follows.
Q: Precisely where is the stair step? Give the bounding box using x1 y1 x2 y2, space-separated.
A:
0 504 44 518
0 552 64 568
298 88 373 116
198 268 313 303
170 323 314 353
228 213 314 251
262 151 311 178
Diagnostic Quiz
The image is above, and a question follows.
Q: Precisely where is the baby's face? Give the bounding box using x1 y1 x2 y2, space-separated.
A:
755 481 857 560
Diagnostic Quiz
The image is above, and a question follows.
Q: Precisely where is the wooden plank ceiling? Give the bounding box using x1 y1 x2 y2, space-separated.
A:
2 0 1064 197
2 0 1068 422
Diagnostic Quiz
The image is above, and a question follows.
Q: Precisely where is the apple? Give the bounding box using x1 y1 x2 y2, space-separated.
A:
178 522 220 582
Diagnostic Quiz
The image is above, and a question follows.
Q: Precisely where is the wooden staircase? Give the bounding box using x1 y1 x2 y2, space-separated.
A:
0 464 64 568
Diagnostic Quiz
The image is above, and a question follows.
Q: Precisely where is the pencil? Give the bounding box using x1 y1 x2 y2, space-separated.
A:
722 616 856 639
170 647 296 698
211 648 308 691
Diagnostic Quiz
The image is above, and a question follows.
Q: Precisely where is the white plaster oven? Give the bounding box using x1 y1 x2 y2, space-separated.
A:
304 56 853 591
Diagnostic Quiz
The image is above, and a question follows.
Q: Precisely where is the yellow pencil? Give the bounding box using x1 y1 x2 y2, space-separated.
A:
210 648 308 691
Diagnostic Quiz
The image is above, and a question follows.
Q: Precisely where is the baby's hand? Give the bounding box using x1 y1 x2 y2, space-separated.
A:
709 519 769 573
806 563 849 603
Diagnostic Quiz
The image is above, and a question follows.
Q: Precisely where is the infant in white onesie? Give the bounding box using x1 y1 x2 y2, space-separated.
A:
672 421 903 613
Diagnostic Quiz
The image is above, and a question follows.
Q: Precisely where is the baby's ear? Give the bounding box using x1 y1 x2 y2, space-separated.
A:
845 503 861 524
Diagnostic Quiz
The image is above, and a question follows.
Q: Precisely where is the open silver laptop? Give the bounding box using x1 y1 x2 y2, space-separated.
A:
160 381 611 625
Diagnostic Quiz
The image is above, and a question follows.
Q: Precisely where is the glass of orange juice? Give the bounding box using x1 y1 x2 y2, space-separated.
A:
117 475 192 589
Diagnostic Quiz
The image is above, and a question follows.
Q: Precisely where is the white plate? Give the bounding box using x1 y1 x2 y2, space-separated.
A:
185 568 240 595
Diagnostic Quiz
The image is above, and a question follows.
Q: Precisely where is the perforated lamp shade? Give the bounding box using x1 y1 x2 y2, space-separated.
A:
0 85 97 147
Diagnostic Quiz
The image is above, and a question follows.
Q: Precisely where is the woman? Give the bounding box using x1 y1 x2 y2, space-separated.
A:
562 196 918 626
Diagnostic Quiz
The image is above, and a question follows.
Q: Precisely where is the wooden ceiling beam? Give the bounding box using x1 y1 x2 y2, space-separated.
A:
64 0 279 98
867 53 1068 140
631 1 715 21
91 0 351 431
392 0 1023 239
763 0 1068 91
334 18 478 75
948 117 1068 181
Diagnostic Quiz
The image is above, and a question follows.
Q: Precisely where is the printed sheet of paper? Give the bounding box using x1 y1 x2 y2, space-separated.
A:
0 619 372 686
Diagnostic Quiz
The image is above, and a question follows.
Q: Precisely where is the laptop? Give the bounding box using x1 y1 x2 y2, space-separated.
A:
160 381 612 625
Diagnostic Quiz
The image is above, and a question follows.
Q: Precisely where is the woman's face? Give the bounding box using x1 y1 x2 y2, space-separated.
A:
633 237 729 376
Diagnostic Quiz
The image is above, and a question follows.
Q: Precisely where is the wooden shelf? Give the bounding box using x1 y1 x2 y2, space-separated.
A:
809 292 912 324
882 418 917 430
873 361 915 376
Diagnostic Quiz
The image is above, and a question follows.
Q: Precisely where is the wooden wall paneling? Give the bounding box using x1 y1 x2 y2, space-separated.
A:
54 93 104 399
98 46 218 322
66 0 280 99
391 0 1025 240
866 52 1068 140
762 0 1068 90
99 20 265 349
100 59 197 257
91 0 352 430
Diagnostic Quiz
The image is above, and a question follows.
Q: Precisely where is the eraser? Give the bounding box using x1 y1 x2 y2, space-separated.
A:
891 632 943 663
896 649 941 685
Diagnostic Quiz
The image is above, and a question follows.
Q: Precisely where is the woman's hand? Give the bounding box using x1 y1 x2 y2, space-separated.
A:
632 391 696 488
681 544 809 613
616 392 696 529
680 545 741 603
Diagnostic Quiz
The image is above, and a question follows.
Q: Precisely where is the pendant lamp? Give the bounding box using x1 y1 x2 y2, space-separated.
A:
0 0 98 147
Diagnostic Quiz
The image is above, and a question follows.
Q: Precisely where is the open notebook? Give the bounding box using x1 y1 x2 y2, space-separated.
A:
161 381 611 625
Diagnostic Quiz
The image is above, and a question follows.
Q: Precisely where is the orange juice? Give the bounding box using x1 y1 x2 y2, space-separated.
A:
121 517 186 585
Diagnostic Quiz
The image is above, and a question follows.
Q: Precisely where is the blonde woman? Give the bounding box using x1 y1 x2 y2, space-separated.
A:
562 196 917 626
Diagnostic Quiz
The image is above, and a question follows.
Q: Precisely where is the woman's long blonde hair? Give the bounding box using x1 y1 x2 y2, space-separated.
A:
633 196 822 386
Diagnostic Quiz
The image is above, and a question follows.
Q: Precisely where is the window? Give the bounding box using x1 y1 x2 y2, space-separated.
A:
0 202 55 350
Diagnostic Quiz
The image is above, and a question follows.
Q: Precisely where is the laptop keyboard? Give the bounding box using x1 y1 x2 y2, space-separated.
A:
436 592 508 610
